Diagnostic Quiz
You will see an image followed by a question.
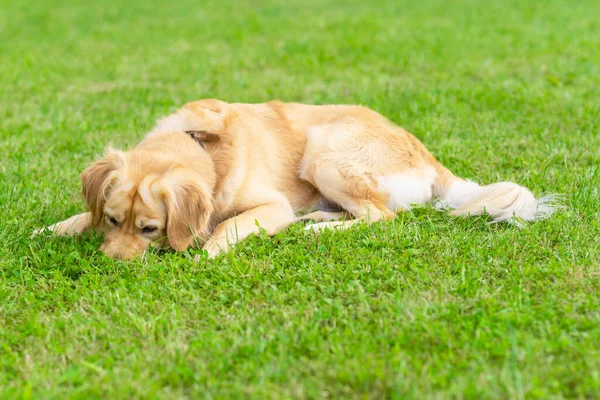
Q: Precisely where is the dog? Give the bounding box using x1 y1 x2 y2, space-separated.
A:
35 99 560 260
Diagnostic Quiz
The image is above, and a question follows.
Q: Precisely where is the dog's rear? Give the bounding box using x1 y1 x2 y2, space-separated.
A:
288 104 562 231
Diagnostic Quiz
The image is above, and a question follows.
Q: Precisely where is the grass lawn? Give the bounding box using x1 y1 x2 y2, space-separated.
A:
1 0 599 397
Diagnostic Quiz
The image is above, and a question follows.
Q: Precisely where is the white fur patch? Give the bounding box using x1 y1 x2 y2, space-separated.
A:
376 167 437 211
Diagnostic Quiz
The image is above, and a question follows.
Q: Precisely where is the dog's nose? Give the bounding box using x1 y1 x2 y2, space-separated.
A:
109 250 135 260
100 244 134 260
108 250 125 260
100 246 119 259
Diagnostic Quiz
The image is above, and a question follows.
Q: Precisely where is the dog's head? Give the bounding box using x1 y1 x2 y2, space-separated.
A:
81 145 216 260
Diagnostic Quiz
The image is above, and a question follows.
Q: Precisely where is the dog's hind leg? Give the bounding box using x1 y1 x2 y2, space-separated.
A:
302 195 393 233
296 211 349 223
301 167 395 233
299 122 400 233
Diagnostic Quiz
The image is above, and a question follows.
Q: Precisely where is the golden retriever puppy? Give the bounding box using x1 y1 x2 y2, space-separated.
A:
36 99 560 259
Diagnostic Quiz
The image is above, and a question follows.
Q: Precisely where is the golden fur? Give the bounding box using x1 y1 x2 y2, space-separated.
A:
36 99 560 259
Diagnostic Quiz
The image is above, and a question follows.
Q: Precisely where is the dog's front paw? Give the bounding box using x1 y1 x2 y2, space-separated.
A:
201 239 228 260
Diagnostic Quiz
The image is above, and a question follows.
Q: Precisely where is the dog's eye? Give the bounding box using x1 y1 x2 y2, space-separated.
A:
142 226 157 234
107 216 118 226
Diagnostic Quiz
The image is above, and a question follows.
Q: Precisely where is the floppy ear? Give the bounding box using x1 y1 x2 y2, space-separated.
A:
80 149 124 226
162 173 214 251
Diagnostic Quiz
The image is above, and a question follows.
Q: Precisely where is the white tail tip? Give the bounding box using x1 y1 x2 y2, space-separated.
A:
440 181 564 227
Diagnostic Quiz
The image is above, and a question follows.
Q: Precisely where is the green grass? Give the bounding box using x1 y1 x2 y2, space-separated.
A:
1 0 599 397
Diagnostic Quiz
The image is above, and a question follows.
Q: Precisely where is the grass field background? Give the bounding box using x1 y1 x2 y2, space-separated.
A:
1 0 599 397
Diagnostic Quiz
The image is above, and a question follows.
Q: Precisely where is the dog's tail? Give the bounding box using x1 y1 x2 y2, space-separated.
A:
431 162 562 226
